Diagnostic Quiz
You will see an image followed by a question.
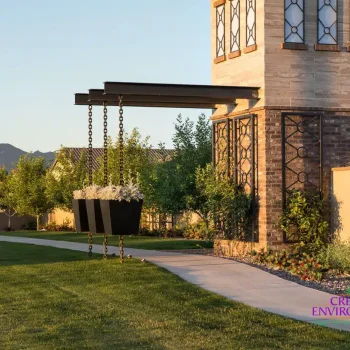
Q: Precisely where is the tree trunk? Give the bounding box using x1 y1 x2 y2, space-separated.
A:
36 215 40 231
7 208 11 231
204 218 210 242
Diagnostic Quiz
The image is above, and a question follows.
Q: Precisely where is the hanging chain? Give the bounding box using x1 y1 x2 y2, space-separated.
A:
88 232 93 257
103 234 108 260
119 96 124 186
118 96 125 264
88 105 93 186
120 235 124 263
103 102 108 187
103 102 109 259
88 105 93 257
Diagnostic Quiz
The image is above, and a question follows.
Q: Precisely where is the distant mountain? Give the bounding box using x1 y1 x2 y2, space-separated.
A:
0 144 55 171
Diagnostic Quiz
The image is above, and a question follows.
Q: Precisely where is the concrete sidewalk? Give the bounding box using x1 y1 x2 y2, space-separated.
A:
1 235 349 332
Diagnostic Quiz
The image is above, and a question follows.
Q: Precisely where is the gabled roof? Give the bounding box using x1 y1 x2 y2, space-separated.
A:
51 147 175 171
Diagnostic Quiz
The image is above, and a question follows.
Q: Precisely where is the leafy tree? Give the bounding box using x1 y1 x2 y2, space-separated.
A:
151 114 212 215
0 167 17 230
190 164 252 239
8 155 54 231
93 129 154 209
46 147 88 211
281 190 329 254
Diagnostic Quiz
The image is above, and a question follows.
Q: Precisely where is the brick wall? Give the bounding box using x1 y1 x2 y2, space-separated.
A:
214 108 350 253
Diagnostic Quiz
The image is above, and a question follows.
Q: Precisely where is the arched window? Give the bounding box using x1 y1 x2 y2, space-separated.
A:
285 0 305 43
318 0 338 44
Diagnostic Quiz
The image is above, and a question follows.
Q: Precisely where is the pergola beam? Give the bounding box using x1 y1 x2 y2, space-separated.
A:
75 93 219 109
104 82 259 100
75 81 260 109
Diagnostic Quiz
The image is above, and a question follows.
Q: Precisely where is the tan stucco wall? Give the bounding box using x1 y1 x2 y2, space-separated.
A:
47 209 75 228
332 167 350 242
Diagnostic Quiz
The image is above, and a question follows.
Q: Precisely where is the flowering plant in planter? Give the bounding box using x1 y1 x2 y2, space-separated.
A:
99 183 144 202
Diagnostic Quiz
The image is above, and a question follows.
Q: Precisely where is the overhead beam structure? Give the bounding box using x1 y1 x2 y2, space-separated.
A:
75 82 260 109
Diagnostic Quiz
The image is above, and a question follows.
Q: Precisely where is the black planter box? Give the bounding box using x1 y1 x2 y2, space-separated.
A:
72 199 89 232
86 199 105 234
100 199 143 236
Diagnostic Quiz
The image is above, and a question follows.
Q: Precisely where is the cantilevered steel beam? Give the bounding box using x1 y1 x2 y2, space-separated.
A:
103 82 259 101
75 93 220 109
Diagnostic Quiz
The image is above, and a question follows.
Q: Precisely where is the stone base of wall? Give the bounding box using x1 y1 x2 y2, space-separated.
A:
214 239 266 257
214 239 297 257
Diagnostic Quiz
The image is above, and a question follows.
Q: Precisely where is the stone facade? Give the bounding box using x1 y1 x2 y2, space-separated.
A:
211 0 350 254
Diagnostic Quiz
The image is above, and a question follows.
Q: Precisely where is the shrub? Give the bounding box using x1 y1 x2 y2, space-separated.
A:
22 221 37 231
281 190 329 254
184 221 215 241
138 227 162 237
42 218 74 232
250 248 328 281
163 228 185 238
318 241 350 274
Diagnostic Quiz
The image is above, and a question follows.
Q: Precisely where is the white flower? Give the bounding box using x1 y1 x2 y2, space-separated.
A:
73 182 144 201
85 185 103 199
73 189 86 199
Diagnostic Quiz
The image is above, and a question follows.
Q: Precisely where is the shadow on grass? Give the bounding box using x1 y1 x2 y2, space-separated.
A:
0 242 98 267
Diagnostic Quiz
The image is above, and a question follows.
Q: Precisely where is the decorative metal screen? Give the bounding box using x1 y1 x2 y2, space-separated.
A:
213 116 258 241
282 113 323 242
285 0 304 43
213 119 230 178
233 115 257 195
246 0 256 47
216 4 225 57
233 115 258 241
318 0 338 44
230 0 240 52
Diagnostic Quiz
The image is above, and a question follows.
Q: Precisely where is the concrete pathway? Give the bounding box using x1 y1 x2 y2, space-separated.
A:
1 235 350 332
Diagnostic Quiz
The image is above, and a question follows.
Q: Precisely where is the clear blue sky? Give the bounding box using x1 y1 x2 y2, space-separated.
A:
0 0 211 152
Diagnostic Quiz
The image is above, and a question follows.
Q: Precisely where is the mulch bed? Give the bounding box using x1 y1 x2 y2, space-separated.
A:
165 249 350 295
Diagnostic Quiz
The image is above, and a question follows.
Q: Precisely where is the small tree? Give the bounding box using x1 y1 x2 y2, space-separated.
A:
93 129 154 209
151 114 212 215
0 167 17 230
191 164 252 239
46 148 88 211
9 155 54 231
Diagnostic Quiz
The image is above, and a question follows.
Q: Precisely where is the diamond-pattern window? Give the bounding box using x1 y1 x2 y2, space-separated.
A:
216 4 225 57
246 0 256 47
318 0 338 44
230 0 240 52
285 0 304 43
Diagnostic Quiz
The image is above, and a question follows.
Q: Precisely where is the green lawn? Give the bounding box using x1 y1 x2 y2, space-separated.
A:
0 242 349 349
0 231 213 250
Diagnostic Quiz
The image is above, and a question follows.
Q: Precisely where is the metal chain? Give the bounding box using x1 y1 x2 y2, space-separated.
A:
88 105 93 257
88 232 93 257
103 234 108 260
120 235 124 263
118 96 125 264
88 105 93 186
103 102 108 187
119 96 124 186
